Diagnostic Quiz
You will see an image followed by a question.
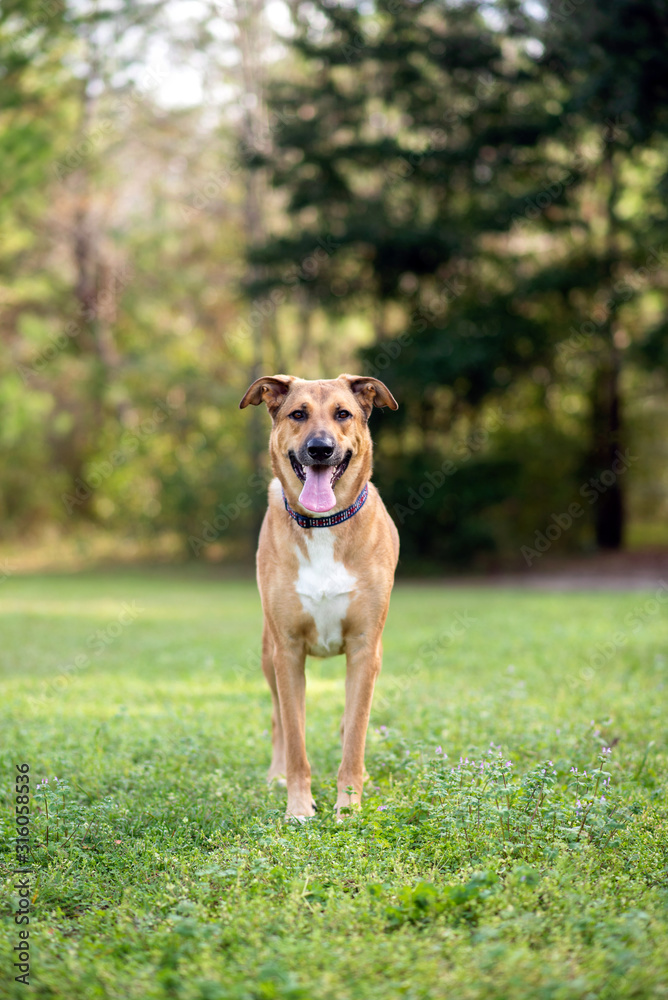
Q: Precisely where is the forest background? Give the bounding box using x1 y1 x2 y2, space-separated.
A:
2 0 668 573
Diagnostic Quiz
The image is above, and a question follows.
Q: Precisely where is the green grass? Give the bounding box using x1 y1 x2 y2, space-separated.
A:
1 570 667 999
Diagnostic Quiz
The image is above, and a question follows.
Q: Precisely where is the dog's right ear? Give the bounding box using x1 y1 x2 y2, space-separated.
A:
239 375 294 415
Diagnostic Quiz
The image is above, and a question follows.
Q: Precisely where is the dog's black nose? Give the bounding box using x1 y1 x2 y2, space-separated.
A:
307 437 335 461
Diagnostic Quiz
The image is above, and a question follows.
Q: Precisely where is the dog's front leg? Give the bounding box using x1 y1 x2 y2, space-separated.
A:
261 629 286 786
273 640 315 820
336 637 382 818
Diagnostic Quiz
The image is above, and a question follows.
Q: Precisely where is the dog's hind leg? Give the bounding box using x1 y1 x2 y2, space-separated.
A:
261 629 286 787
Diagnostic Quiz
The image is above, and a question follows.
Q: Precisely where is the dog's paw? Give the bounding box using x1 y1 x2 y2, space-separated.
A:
285 809 317 824
285 798 317 822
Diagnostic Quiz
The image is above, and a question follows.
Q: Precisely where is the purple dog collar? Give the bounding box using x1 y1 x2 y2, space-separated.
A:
282 483 369 529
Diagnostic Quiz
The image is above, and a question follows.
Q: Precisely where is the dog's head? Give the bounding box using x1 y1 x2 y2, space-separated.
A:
239 374 398 514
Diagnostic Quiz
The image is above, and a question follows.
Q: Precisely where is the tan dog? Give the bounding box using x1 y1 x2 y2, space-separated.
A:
239 374 399 820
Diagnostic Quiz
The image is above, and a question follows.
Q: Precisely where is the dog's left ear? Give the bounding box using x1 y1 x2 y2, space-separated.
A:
339 374 398 415
239 375 294 415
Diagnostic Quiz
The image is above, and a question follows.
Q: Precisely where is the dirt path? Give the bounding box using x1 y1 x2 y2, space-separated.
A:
447 549 668 590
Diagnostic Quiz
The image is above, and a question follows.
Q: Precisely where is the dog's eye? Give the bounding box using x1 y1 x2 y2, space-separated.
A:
289 410 307 420
336 410 352 420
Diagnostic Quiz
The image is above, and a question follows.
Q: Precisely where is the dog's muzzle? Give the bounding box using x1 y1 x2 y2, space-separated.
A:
289 449 352 513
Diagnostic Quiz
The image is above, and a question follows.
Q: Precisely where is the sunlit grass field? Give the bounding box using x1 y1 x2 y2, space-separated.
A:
1 570 667 999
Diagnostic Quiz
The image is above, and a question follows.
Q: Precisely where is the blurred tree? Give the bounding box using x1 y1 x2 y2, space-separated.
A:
0 0 70 221
2 0 667 567
0 0 78 532
0 0 263 551
233 0 284 538
250 0 668 563
247 0 568 562
534 0 668 549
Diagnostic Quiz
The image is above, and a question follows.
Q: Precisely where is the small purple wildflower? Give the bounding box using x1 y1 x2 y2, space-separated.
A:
436 746 443 755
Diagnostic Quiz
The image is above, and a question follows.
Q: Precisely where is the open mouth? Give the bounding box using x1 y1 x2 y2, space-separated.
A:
289 451 351 483
289 451 352 513
289 452 307 483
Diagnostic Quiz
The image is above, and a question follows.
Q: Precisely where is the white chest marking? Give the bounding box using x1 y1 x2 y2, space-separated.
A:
294 529 356 657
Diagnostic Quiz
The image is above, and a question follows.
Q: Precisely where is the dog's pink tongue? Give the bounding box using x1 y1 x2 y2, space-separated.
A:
299 466 336 513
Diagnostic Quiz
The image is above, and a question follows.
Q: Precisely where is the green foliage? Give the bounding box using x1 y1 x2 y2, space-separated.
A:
421 748 626 863
252 0 668 562
0 0 72 217
383 872 498 929
1 0 668 565
1 573 667 997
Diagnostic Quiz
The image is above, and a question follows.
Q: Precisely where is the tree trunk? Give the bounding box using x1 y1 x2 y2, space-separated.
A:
587 149 625 550
236 0 275 544
588 346 624 549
